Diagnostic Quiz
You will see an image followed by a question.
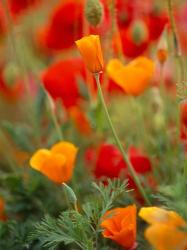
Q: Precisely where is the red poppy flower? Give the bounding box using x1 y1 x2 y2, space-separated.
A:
145 10 168 41
0 2 6 36
94 144 126 179
180 101 187 145
128 146 151 173
85 143 152 180
116 0 134 29
119 25 149 58
8 0 40 16
42 58 86 108
38 0 83 52
0 65 24 101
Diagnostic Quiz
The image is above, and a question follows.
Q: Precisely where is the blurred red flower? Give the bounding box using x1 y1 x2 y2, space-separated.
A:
42 58 86 109
0 65 24 101
119 25 149 58
116 0 134 29
85 143 152 188
0 2 6 36
180 101 187 145
145 9 168 41
38 0 83 52
8 0 40 16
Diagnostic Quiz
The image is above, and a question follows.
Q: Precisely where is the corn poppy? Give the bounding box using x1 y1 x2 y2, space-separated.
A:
8 0 40 16
38 0 83 52
145 9 168 41
85 143 152 184
119 21 149 58
42 58 86 108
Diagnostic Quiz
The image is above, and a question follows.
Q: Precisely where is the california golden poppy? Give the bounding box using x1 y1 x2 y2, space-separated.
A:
30 141 78 184
139 207 187 250
101 205 137 248
107 56 154 96
75 35 104 73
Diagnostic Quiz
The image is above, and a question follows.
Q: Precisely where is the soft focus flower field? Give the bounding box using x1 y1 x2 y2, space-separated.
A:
0 0 187 249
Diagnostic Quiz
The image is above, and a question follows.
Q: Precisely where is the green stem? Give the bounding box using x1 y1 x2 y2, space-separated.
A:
94 73 151 205
45 92 63 141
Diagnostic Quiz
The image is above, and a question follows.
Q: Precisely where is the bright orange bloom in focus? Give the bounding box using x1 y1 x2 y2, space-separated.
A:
107 57 154 96
101 205 137 248
75 35 104 73
139 207 187 250
0 198 6 221
30 141 78 184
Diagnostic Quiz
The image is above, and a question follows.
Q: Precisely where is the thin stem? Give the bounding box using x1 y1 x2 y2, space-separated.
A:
45 92 63 141
94 73 151 205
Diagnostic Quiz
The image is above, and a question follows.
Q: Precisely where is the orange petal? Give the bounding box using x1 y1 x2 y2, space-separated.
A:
145 224 187 250
107 57 154 96
51 141 78 170
39 153 68 183
30 149 51 171
75 35 104 73
139 207 186 227
101 205 136 248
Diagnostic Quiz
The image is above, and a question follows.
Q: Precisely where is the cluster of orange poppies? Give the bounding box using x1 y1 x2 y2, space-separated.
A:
26 34 187 249
0 1 187 249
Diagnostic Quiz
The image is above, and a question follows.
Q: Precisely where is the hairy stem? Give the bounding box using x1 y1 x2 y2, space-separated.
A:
94 73 151 205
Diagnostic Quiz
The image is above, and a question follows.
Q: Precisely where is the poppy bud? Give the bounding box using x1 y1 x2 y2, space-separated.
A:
3 63 20 87
130 20 149 46
75 35 104 73
157 31 168 65
85 0 103 27
62 183 77 206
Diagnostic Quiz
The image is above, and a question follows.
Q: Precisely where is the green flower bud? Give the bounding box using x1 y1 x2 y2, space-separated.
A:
85 0 103 27
130 20 148 46
3 63 20 87
62 183 77 205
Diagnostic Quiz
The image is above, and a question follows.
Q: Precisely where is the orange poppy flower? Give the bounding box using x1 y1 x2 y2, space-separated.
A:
107 56 154 96
139 207 187 250
101 205 137 248
30 141 78 184
75 35 104 73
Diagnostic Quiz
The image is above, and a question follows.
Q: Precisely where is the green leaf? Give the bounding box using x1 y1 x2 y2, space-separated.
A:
1 121 34 152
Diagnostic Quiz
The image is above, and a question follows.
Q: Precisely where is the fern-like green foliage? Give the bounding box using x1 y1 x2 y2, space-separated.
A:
155 175 187 220
30 179 129 250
